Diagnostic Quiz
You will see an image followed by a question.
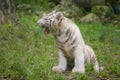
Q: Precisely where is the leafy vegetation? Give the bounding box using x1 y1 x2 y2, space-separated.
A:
0 0 120 80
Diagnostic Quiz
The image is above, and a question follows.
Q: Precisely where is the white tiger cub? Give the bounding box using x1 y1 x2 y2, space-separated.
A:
37 10 99 73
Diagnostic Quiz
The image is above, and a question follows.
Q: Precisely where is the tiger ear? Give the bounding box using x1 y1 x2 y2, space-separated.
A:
43 13 46 16
56 12 63 21
53 10 58 13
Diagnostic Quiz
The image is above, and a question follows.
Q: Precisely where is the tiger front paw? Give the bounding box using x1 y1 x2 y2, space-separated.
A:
52 66 66 72
72 67 85 73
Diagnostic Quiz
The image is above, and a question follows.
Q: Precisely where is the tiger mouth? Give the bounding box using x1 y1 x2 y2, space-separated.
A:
44 27 50 35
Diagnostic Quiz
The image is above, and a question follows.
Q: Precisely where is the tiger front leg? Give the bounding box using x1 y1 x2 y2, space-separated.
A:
52 49 67 72
72 46 85 73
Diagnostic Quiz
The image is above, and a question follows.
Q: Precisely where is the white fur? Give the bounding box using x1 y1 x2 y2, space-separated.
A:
52 49 67 72
38 11 100 73
52 18 99 73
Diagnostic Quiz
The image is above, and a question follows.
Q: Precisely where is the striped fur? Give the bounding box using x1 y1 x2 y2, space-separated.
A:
38 10 99 73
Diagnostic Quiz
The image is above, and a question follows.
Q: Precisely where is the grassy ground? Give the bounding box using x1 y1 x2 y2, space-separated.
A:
0 11 120 80
0 1 120 79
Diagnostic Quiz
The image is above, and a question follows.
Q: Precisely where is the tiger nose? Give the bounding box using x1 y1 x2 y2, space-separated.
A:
37 20 41 25
37 20 44 27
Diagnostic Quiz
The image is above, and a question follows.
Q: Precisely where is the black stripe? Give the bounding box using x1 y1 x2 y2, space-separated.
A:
52 19 55 25
69 30 73 41
58 47 63 51
63 29 72 44
59 18 63 24
52 20 56 31
49 19 52 27
64 37 69 44
66 28 70 36
70 38 77 45
57 29 61 36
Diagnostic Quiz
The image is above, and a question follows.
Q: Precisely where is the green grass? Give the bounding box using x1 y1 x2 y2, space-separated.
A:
0 10 120 80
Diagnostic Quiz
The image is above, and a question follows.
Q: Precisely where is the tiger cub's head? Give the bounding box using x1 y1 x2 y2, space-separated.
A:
37 10 64 35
